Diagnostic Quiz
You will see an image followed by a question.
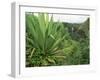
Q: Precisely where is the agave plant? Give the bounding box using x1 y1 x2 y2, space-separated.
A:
26 13 70 67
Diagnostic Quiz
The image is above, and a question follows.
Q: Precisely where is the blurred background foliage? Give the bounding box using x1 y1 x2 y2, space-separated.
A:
26 13 90 67
63 18 90 65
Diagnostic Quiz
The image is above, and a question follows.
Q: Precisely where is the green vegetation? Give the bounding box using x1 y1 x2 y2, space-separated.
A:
26 13 90 67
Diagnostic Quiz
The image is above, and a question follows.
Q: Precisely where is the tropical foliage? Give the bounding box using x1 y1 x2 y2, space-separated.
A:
26 13 89 67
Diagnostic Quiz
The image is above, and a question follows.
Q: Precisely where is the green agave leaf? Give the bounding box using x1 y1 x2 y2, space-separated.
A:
38 13 46 38
47 57 56 64
53 55 66 59
47 15 54 35
50 34 56 40
45 13 49 29
29 48 35 58
50 35 66 50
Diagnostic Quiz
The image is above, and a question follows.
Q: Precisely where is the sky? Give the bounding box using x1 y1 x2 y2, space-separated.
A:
31 13 89 23
52 14 89 23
